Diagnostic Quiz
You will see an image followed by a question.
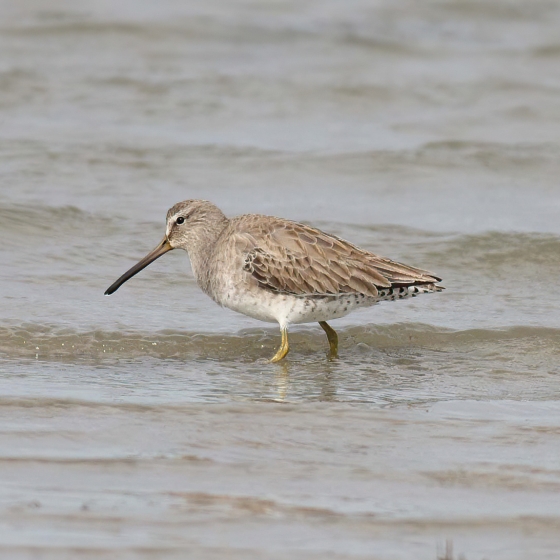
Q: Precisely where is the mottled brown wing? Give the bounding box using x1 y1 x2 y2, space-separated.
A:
236 217 440 297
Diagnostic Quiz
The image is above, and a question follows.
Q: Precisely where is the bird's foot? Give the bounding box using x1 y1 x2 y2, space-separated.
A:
268 327 289 363
319 321 339 360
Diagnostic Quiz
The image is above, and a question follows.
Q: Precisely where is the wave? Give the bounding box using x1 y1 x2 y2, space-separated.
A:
0 137 291 169
219 142 560 173
426 231 560 272
2 19 416 54
2 134 557 173
532 44 560 57
0 203 161 258
0 204 114 237
1 323 557 363
412 141 560 169
437 0 557 20
1 201 557 275
308 142 560 171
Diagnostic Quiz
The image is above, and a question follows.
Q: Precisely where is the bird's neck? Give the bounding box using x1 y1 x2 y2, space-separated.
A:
186 217 229 291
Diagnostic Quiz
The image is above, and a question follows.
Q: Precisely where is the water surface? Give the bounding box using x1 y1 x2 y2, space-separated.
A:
1 1 560 558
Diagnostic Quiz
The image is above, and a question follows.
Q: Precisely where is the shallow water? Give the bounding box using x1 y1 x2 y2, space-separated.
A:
1 1 560 558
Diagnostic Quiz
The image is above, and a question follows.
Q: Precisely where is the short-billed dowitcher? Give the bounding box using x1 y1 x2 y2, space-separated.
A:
105 200 443 362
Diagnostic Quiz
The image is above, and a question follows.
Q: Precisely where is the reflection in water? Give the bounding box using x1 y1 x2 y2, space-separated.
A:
317 360 339 403
268 359 344 403
272 361 290 402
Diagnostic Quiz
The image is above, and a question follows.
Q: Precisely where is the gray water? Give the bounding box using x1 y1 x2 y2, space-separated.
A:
1 1 560 558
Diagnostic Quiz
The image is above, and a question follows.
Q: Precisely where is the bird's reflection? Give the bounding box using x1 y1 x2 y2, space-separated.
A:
272 361 290 401
267 353 342 403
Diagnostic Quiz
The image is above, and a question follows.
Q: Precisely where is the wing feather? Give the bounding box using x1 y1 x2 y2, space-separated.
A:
236 216 441 297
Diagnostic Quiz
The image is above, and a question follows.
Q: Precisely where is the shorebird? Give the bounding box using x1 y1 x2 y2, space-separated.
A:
105 200 443 362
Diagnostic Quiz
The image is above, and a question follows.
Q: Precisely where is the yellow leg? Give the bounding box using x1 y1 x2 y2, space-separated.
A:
269 326 289 363
319 321 338 359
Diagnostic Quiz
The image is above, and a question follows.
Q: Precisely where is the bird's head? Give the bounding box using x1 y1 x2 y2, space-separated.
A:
104 199 227 296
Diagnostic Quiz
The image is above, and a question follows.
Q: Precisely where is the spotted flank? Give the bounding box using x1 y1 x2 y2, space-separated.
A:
376 283 443 302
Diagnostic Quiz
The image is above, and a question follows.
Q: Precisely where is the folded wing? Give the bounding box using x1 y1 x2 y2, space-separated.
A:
236 217 441 298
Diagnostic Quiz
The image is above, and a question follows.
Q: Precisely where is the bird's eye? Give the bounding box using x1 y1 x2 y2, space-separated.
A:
176 216 185 225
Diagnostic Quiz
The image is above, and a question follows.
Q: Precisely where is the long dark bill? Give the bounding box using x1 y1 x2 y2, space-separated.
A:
104 237 173 296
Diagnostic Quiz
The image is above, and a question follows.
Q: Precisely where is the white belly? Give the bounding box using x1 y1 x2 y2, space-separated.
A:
220 288 377 327
215 282 440 327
